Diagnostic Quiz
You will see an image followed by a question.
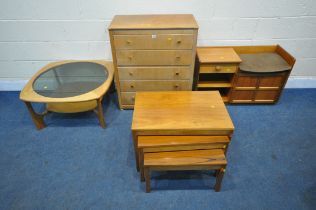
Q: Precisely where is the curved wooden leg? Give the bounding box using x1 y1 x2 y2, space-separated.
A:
24 102 46 130
96 99 106 128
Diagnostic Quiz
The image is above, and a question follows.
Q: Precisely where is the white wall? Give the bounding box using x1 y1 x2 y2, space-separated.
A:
1 0 316 90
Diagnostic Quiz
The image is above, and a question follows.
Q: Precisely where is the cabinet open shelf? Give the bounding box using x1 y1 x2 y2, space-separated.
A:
197 81 232 88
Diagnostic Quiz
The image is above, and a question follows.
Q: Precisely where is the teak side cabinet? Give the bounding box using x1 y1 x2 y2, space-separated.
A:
195 45 296 104
109 14 198 109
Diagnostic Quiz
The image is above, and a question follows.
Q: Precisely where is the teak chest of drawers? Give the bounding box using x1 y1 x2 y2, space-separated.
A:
109 14 198 109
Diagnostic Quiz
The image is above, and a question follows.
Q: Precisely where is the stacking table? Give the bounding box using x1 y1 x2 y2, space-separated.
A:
131 91 234 178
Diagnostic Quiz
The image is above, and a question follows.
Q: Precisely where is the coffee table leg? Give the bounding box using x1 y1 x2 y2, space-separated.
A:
24 102 46 130
97 99 106 128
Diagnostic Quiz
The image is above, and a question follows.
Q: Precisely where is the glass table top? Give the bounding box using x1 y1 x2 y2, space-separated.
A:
33 62 108 98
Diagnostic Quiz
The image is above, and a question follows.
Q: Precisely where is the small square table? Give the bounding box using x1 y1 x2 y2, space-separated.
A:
131 91 234 170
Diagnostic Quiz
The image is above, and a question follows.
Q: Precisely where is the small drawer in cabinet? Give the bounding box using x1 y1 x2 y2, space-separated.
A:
116 50 193 66
118 67 191 80
120 80 191 91
113 34 194 50
199 64 237 73
121 92 136 105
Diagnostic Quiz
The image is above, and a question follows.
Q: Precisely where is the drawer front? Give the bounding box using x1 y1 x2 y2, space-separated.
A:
200 64 237 73
234 76 258 89
258 75 285 90
254 90 279 102
113 34 194 50
118 67 191 80
230 90 255 103
121 92 136 105
116 50 193 66
120 80 191 91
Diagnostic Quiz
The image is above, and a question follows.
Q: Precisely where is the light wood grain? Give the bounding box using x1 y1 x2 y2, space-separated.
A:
108 14 199 30
199 64 237 73
132 91 234 131
121 92 136 105
120 80 191 91
46 101 97 113
109 15 198 109
20 60 114 103
197 48 241 63
116 50 193 66
118 67 191 80
197 81 232 88
113 34 194 50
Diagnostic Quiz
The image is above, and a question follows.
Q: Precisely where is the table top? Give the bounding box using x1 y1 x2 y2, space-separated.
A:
108 14 199 30
197 47 242 64
132 91 234 132
20 60 114 103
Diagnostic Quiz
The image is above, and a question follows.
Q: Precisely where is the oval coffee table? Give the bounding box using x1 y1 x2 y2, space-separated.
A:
20 60 114 129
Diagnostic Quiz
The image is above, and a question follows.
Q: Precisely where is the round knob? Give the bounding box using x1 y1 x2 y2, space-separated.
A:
129 72 133 76
215 66 221 71
176 56 181 60
174 84 179 88
126 40 132 45
128 56 132 60
177 40 182 44
175 72 180 76
130 85 134 88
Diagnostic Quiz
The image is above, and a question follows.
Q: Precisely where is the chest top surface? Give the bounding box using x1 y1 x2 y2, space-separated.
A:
132 91 234 131
197 48 242 64
108 14 198 30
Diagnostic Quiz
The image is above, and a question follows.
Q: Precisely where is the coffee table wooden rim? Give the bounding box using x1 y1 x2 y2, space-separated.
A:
20 60 114 130
20 60 114 103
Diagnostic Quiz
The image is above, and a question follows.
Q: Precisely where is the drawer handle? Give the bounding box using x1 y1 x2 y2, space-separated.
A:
177 40 182 44
176 56 181 60
130 85 134 88
215 66 221 71
174 84 179 88
128 56 133 60
126 40 132 45
175 72 180 76
129 72 133 76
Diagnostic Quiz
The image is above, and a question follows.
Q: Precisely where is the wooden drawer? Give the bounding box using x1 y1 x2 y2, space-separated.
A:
118 67 191 80
116 50 193 66
199 64 237 73
120 80 191 91
230 90 255 103
121 92 136 105
113 34 194 50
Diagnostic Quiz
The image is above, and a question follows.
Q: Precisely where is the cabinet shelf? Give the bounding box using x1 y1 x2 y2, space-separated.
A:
197 81 232 88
